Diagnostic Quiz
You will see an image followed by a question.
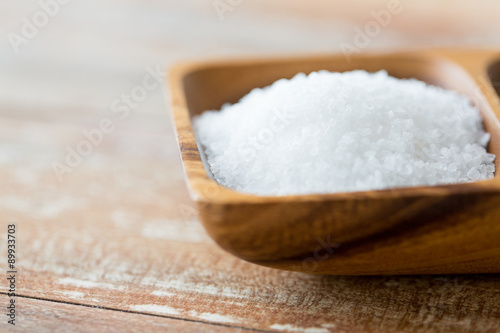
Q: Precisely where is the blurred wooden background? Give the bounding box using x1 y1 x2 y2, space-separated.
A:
0 1 499 332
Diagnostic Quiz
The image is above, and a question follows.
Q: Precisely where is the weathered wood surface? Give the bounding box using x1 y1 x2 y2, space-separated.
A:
0 0 500 332
0 295 242 332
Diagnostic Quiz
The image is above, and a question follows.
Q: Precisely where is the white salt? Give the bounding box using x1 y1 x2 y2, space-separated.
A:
193 70 496 196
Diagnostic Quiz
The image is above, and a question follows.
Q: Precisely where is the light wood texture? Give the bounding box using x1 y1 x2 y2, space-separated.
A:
1 296 241 333
170 49 500 274
1 0 500 332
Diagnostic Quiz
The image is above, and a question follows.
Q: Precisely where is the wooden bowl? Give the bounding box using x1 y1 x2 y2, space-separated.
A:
168 49 500 275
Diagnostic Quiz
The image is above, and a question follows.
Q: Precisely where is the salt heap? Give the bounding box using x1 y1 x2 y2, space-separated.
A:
194 70 496 196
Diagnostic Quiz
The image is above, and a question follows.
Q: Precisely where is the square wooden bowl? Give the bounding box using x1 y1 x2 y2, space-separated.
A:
168 49 500 275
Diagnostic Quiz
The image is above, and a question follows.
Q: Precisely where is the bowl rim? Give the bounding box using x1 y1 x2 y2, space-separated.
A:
168 48 500 204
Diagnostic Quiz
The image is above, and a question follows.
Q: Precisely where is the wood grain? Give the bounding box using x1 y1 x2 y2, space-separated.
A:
0 295 243 333
0 0 499 332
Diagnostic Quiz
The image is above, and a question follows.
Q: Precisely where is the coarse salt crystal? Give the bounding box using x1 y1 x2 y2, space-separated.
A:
194 70 496 196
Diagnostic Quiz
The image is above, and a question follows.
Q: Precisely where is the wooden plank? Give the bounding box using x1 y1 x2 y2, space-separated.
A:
1 172 500 333
0 295 245 332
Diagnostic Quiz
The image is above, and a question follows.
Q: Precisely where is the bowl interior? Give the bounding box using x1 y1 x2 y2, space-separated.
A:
182 54 500 185
489 58 500 98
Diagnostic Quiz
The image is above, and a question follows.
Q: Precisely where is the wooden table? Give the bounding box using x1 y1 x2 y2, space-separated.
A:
1 1 499 332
